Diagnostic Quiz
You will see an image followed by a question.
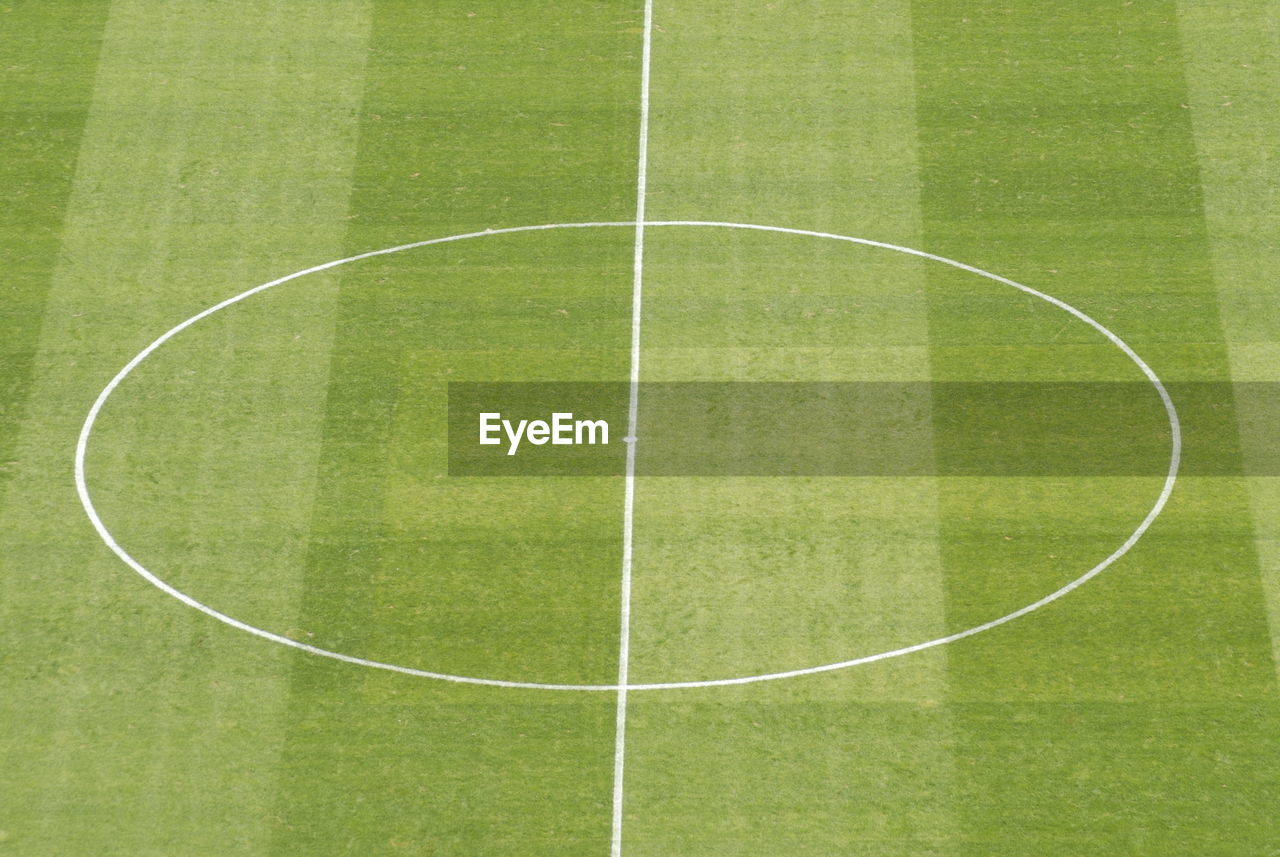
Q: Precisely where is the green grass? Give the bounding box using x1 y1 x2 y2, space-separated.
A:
2 0 1279 855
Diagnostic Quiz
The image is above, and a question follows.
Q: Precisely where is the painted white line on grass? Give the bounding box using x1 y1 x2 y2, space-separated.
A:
74 220 1180 695
612 3 654 854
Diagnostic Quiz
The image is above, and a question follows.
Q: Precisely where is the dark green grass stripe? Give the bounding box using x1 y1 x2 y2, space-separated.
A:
914 0 1276 695
0 0 111 493
269 689 617 856
290 0 642 677
950 700 1280 855
912 1 1277 853
268 3 642 855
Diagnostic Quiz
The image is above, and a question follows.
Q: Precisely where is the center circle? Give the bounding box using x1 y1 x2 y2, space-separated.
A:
75 221 1180 692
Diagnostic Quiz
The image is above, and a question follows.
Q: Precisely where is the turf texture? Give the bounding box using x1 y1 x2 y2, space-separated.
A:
2 1 1278 855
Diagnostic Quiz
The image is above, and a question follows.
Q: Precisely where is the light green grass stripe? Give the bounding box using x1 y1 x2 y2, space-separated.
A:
0 0 110 502
1178 1 1280 673
0 1 372 854
640 0 946 699
624 2 957 854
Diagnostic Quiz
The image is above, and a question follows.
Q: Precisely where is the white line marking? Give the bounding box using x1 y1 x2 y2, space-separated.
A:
74 220 1180 694
612 3 654 854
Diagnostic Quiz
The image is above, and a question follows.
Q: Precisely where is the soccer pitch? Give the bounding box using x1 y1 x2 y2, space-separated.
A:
3 0 1279 854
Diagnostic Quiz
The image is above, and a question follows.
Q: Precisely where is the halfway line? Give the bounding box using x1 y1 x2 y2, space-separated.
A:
612 0 654 855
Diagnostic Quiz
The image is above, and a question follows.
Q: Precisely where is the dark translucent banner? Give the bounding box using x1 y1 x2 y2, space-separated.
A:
446 382 1278 476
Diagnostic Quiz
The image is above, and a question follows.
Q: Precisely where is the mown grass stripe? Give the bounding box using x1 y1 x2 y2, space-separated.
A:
267 2 643 854
1177 0 1280 679
912 0 1279 852
621 1 959 854
0 0 373 853
0 0 110 498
